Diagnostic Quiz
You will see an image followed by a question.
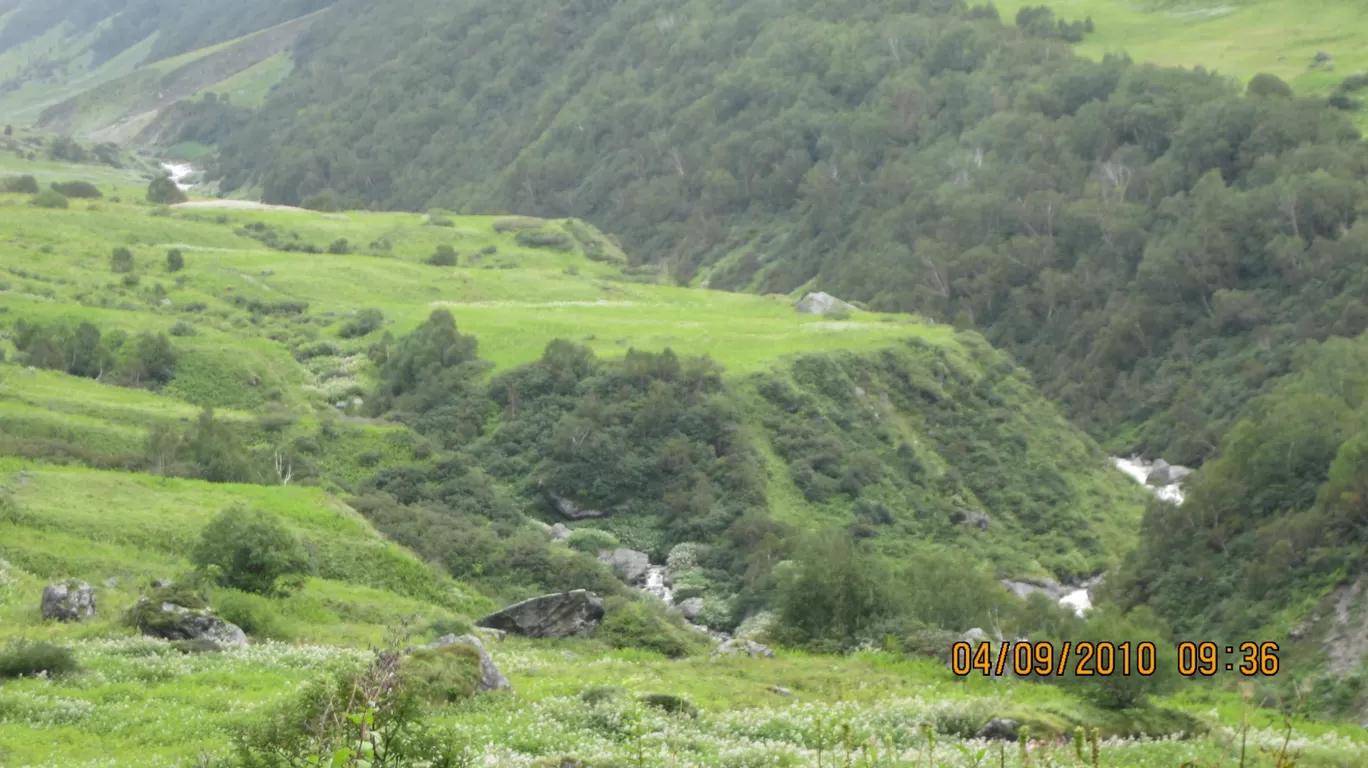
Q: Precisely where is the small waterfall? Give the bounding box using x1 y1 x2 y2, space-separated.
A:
1111 455 1186 505
643 566 672 605
160 162 198 191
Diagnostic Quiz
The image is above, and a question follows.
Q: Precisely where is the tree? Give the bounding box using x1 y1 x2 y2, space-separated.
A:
110 247 135 274
773 532 902 649
1 175 38 194
1054 606 1179 709
192 506 311 596
166 249 185 272
147 176 187 205
1247 73 1294 99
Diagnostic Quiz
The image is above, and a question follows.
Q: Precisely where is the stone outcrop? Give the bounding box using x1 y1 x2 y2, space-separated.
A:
977 718 1020 741
41 581 97 622
599 548 651 585
476 590 605 638
713 639 775 658
542 488 608 520
794 291 854 315
418 634 510 692
132 600 248 647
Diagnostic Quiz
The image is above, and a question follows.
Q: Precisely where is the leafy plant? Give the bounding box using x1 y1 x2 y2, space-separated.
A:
192 505 312 596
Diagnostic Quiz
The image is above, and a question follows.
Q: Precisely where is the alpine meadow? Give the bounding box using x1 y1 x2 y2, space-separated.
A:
1 0 1368 767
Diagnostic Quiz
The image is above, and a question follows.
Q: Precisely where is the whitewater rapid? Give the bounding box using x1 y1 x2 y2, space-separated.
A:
160 162 197 191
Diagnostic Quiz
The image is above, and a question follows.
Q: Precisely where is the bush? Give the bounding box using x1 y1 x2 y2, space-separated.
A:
772 533 903 650
596 597 703 658
166 249 185 272
426 244 457 266
0 641 80 679
192 506 312 595
122 273 141 287
51 180 102 198
339 308 384 338
146 176 187 205
213 589 291 639
1 174 38 194
515 226 575 251
566 527 619 553
640 693 698 717
327 238 350 255
30 189 68 209
301 190 341 212
111 247 135 273
403 644 484 703
1054 606 1180 710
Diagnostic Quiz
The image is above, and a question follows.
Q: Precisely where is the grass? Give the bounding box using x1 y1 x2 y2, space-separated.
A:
995 0 1368 97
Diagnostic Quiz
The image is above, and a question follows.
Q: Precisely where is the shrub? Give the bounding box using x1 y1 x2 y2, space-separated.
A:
515 226 575 251
1054 606 1180 710
213 589 291 639
339 308 384 338
327 238 350 255
427 244 457 266
30 189 68 209
773 533 903 650
166 249 185 272
122 273 141 287
111 247 135 273
0 641 80 679
596 597 702 658
301 190 341 212
403 644 483 703
1 174 38 194
169 321 196 337
640 693 698 717
566 527 619 553
191 506 311 596
147 176 187 205
51 180 101 198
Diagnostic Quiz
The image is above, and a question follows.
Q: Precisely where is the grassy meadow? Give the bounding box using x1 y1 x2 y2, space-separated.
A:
994 0 1368 96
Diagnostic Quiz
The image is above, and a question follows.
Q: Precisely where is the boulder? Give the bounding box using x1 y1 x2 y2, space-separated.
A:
1168 465 1194 483
794 291 854 316
419 634 510 692
1316 51 1333 63
714 639 776 659
976 718 1020 741
960 510 991 530
770 685 794 697
473 626 507 643
961 627 990 646
1145 459 1172 486
41 581 96 622
599 548 651 585
542 489 608 520
678 597 705 622
476 590 605 638
132 600 248 647
550 523 572 541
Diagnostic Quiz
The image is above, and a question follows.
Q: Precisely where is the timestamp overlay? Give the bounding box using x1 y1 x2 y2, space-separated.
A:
950 641 1280 677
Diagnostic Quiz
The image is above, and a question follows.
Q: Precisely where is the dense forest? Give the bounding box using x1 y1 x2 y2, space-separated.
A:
209 0 1368 478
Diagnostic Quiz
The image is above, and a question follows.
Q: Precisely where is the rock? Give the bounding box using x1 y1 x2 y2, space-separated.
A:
133 600 247 647
1145 458 1173 486
977 718 1020 741
960 510 991 530
550 523 572 541
1316 51 1333 63
151 579 173 589
599 548 651 585
542 488 608 520
104 577 119 589
794 291 854 315
961 627 990 646
473 626 507 643
476 590 605 638
420 634 510 692
678 597 705 622
770 685 794 697
1000 579 1068 601
714 639 775 658
158 298 172 306
41 581 96 622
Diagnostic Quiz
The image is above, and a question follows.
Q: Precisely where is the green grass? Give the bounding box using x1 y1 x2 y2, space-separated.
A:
996 0 1368 97
199 51 295 108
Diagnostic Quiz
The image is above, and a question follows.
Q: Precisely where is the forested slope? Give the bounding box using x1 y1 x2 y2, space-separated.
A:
211 0 1368 474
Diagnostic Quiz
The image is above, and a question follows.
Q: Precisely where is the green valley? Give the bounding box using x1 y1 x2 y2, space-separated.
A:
4 0 1368 765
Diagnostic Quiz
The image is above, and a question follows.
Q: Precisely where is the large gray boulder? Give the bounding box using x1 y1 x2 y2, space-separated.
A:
599 548 651 585
132 600 248 647
549 523 572 541
41 581 96 622
713 639 776 659
542 489 608 520
977 718 1020 741
419 634 510 692
794 291 854 316
476 590 605 638
677 597 705 622
1145 459 1172 486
